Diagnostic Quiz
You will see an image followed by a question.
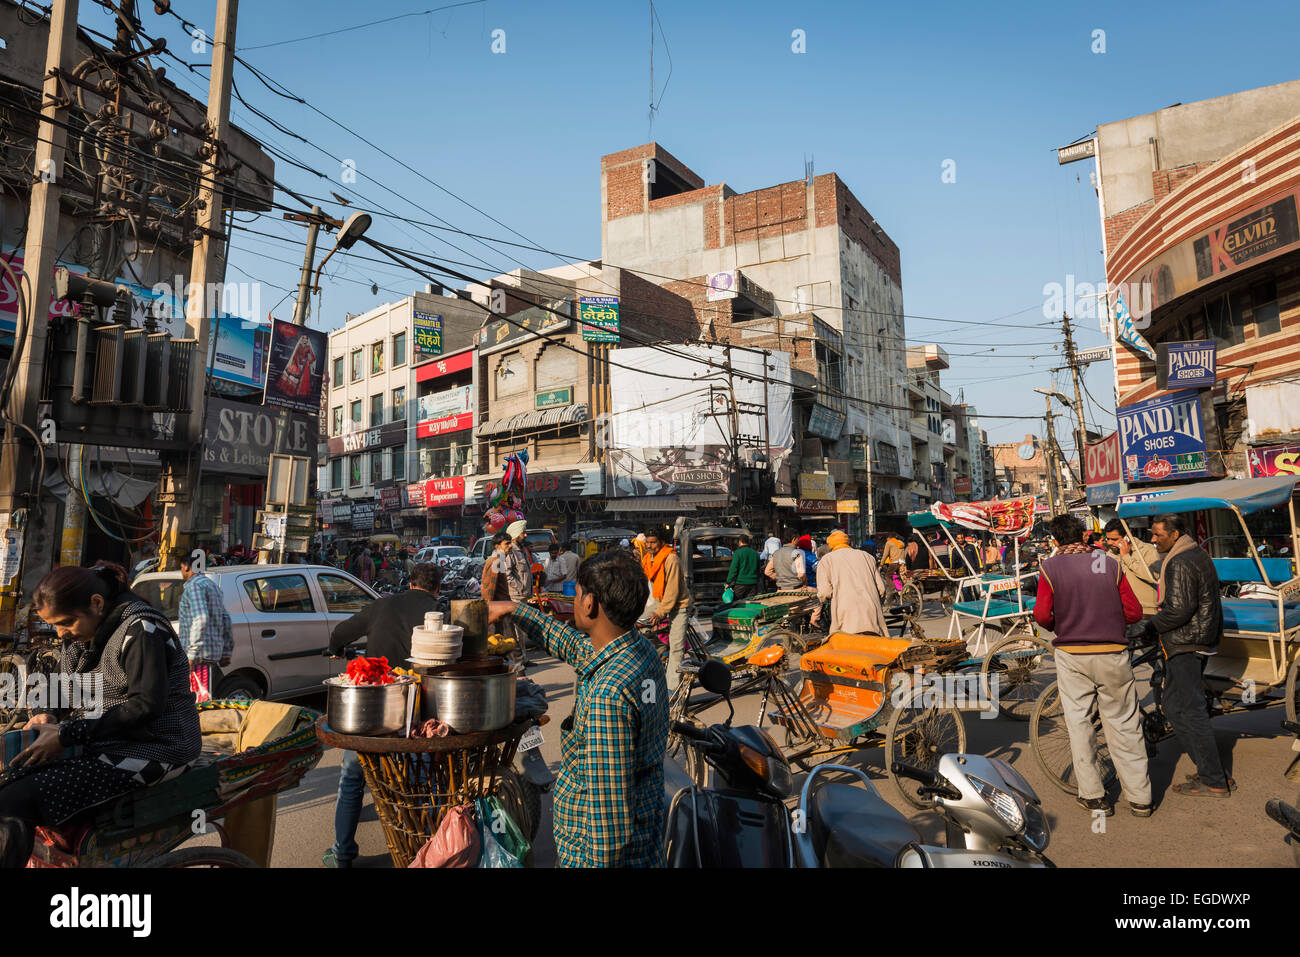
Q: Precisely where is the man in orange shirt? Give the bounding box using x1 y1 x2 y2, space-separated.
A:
643 526 692 691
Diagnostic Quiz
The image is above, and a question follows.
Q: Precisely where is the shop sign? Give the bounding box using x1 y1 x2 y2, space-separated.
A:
417 413 474 438
203 397 316 477
535 386 573 410
849 435 869 470
425 476 465 508
807 404 846 441
797 499 837 515
1118 389 1210 483
1247 443 1300 478
264 320 327 415
798 472 835 501
418 385 473 421
1085 432 1124 504
416 349 474 380
1159 340 1216 390
331 501 353 522
578 296 620 343
351 501 376 528
380 487 401 510
706 271 738 301
835 499 860 514
954 477 971 494
477 470 576 505
605 446 732 497
329 419 406 456
413 311 443 359
404 483 425 507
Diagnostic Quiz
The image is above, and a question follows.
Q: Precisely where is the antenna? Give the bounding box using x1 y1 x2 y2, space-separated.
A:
648 1 654 140
804 153 814 182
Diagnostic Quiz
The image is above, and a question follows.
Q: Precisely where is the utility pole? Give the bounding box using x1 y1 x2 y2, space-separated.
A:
159 0 238 570
290 206 324 325
0 0 79 627
1061 313 1088 487
1042 395 1060 516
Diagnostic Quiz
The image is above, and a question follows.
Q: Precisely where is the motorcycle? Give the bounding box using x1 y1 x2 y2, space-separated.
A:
665 659 1053 868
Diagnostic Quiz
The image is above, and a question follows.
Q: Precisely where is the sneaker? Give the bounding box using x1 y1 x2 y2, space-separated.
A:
1076 795 1113 816
321 849 353 869
1129 802 1154 818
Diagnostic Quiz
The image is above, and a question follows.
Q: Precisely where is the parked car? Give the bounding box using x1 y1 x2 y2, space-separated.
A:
414 544 469 566
468 528 557 569
131 564 379 702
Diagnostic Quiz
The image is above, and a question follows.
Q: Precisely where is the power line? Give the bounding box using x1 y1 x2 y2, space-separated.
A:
236 2 485 52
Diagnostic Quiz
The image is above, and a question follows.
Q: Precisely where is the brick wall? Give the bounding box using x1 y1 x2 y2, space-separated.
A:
813 173 902 286
601 143 705 223
618 270 700 343
1153 162 1213 202
724 180 808 245
1104 200 1157 252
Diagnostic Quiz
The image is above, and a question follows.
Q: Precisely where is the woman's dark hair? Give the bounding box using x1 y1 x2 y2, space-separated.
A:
576 550 650 631
33 562 132 616
410 562 443 593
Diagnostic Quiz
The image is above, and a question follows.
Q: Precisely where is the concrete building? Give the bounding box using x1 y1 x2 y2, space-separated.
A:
906 345 950 510
1094 80 1300 489
599 144 912 529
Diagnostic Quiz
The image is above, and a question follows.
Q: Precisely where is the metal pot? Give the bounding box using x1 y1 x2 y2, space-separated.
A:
419 661 515 733
324 676 416 736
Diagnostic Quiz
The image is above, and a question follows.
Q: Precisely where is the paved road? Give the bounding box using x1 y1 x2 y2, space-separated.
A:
194 604 1299 867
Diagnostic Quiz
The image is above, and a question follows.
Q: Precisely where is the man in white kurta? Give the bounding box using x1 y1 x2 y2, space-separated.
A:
816 530 889 636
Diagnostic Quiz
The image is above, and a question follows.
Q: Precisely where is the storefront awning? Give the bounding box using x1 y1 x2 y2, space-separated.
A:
605 497 693 513
477 404 588 438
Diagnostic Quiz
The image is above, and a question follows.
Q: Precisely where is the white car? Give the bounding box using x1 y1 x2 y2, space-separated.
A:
414 545 469 566
131 564 378 701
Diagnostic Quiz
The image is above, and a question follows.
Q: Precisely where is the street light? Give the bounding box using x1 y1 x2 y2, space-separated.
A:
312 211 373 297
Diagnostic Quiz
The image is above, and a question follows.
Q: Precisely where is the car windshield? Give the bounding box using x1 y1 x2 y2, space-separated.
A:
436 546 467 559
525 532 554 549
133 577 184 620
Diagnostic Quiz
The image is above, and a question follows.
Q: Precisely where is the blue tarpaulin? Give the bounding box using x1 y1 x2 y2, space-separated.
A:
1116 476 1297 518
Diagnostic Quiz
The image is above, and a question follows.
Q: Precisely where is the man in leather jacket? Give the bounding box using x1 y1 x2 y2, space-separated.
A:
1144 514 1230 798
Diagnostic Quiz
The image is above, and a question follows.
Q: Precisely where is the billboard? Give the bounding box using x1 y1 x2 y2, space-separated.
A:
212 317 271 388
413 310 443 359
1159 340 1216 390
1117 389 1210 483
578 296 620 343
416 384 473 438
605 446 732 498
264 320 327 414
1085 432 1123 504
1247 444 1300 478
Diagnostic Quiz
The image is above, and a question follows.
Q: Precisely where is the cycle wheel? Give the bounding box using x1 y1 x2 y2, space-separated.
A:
900 583 925 615
1030 681 1116 795
144 846 258 868
885 685 966 809
980 625 1054 721
495 766 542 848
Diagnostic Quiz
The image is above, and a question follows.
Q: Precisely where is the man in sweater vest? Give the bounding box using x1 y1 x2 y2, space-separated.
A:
1034 514 1153 818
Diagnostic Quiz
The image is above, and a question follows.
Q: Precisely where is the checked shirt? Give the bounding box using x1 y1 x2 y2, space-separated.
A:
176 572 234 663
509 604 668 867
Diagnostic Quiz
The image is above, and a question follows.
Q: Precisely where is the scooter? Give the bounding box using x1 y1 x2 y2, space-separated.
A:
665 659 1053 868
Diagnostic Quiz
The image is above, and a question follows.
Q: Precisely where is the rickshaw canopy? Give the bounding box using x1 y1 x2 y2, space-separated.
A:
1116 476 1297 519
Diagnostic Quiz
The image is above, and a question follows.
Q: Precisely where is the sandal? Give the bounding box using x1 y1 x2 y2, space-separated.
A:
1170 779 1230 799
1186 773 1236 791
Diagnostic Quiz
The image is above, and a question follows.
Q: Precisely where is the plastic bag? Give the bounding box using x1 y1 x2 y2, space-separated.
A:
721 586 734 605
475 796 529 868
190 664 212 704
409 804 479 868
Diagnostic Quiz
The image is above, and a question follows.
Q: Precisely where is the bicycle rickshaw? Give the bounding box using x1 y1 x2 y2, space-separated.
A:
1030 475 1300 791
27 699 324 868
903 498 1056 720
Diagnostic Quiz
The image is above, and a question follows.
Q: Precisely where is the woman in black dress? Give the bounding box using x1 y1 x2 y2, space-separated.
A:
0 562 201 867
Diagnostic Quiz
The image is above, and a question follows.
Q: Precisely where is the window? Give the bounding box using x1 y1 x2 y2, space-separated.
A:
392 446 406 481
350 349 363 382
392 331 407 367
370 393 384 427
392 386 406 422
318 573 373 613
332 356 344 389
349 454 363 487
331 406 343 436
1206 291 1247 348
1251 281 1281 338
330 458 343 490
370 451 384 484
132 579 183 621
243 574 315 614
371 341 384 376
350 400 362 431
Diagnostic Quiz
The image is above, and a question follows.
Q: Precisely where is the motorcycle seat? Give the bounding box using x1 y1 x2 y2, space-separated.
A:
808 782 923 868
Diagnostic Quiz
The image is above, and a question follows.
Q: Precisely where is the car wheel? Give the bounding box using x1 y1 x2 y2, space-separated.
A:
214 673 265 702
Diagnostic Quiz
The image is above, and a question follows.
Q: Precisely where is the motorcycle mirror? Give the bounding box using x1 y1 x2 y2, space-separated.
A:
697 659 731 698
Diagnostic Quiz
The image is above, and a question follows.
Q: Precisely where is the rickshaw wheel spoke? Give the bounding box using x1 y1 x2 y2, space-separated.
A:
1030 681 1117 794
981 627 1054 721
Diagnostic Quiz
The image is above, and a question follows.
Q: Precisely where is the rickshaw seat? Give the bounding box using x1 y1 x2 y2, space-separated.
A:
1221 598 1300 632
1213 557 1294 585
952 598 1035 618
801 633 914 672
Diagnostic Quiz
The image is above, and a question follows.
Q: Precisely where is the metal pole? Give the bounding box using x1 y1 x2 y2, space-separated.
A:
1063 313 1088 486
0 0 79 626
292 206 323 326
1042 396 1059 515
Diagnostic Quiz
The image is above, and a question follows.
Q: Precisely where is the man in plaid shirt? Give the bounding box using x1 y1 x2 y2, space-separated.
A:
489 548 668 867
178 554 234 697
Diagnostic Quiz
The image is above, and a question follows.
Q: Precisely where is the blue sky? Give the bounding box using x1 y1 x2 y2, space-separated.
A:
80 0 1300 450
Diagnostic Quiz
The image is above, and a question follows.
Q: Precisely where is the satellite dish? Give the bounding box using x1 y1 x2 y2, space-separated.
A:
1017 443 1036 461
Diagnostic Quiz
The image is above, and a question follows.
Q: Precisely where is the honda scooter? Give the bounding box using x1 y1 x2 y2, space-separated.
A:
664 660 1053 868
